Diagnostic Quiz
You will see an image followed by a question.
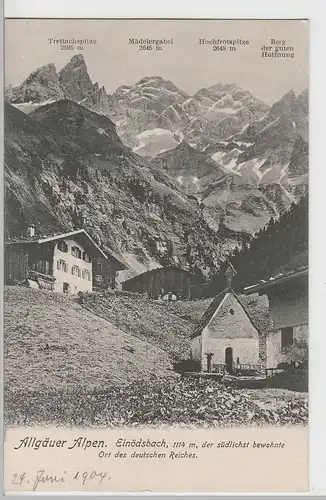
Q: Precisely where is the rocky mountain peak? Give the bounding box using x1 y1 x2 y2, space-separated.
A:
134 75 189 96
25 63 58 84
269 89 296 119
80 83 111 115
206 82 224 94
58 54 94 101
222 83 238 92
67 53 86 67
4 84 14 101
292 89 308 114
279 89 297 108
135 75 167 86
10 63 64 104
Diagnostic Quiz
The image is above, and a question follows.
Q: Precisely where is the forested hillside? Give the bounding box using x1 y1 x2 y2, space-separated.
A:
206 194 308 295
231 194 308 288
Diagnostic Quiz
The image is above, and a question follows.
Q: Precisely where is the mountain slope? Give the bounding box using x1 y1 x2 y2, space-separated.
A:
151 141 225 193
234 89 309 183
4 100 225 279
4 286 177 391
149 89 308 243
5 55 308 273
182 83 269 149
230 193 308 289
109 79 269 154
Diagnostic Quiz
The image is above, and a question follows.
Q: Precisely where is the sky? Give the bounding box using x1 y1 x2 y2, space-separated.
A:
5 19 309 105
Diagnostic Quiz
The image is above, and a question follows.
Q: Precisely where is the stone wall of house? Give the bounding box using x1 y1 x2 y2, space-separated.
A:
269 294 308 330
258 318 274 366
259 331 267 366
266 323 308 367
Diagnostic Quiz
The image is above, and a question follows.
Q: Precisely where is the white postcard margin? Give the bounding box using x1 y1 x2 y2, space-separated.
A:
2 0 326 495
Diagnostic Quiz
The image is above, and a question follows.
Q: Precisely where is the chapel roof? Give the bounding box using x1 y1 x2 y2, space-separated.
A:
191 287 261 339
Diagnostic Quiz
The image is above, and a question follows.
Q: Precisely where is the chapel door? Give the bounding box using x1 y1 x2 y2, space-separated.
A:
225 347 233 374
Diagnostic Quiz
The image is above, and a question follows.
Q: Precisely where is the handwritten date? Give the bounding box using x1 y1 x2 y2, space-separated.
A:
12 469 111 491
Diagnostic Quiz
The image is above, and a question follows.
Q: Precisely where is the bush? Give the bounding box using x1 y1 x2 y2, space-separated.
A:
5 377 308 428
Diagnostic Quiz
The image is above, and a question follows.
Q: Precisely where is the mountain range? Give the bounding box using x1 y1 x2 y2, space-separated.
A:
5 54 309 279
4 100 227 280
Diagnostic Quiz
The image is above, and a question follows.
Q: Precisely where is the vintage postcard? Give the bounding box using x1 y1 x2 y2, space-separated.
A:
3 18 309 493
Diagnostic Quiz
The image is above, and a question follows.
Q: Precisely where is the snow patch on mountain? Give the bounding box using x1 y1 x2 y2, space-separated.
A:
211 148 243 176
279 162 290 183
209 105 238 115
177 175 200 193
12 99 56 114
250 158 271 183
133 128 181 157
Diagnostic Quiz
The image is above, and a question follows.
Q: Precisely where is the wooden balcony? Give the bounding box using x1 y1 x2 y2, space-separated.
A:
28 270 56 291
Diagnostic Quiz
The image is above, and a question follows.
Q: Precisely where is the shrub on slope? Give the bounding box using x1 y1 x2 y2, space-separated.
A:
5 377 308 427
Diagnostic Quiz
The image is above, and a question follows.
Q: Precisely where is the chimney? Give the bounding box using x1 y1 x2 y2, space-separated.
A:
27 224 35 238
225 260 237 289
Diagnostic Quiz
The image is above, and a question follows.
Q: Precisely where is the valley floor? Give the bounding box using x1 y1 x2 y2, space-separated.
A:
4 286 307 427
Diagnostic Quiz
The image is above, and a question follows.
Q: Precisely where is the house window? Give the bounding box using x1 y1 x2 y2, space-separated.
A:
57 240 68 253
281 327 294 348
229 308 235 315
71 265 81 277
83 251 91 263
57 259 68 273
71 246 82 259
82 269 91 281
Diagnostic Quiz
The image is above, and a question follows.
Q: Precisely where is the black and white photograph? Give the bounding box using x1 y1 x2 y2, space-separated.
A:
3 18 309 493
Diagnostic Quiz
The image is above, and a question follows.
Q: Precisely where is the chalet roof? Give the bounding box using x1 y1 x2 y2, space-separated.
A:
6 229 108 260
191 287 261 339
122 265 193 285
243 266 308 295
